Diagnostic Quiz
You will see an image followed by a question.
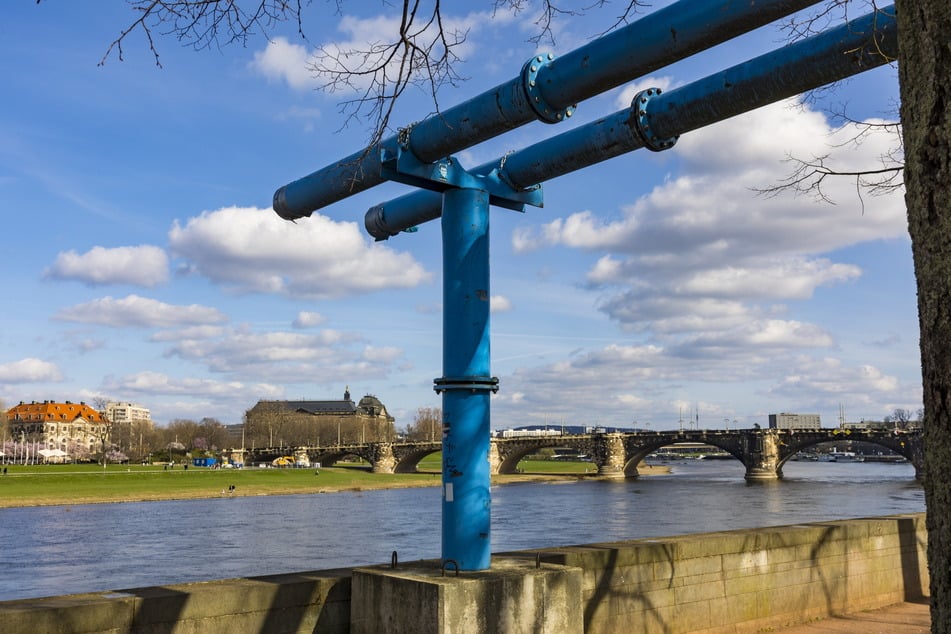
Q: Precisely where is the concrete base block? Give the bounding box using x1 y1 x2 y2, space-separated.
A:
350 558 583 634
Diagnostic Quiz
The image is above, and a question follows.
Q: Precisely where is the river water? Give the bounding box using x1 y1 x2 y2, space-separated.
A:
0 460 924 602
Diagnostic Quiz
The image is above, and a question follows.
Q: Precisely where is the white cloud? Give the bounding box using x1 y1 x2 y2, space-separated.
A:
517 101 904 256
490 340 907 429
249 37 316 90
168 206 432 299
54 295 228 328
491 295 512 313
148 323 405 385
292 311 325 328
668 320 835 358
769 357 905 415
514 100 902 342
44 245 169 287
167 329 356 368
362 345 403 363
673 259 861 300
615 76 679 110
0 358 63 383
251 10 498 96
102 371 283 399
311 12 486 95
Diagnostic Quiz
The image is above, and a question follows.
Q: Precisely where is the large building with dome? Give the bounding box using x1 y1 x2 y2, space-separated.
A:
243 388 395 447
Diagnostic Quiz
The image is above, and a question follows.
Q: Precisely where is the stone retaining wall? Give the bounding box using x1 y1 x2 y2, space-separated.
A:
512 513 928 633
0 514 927 633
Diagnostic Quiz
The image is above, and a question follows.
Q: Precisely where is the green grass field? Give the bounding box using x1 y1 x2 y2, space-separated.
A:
0 458 593 508
0 463 438 507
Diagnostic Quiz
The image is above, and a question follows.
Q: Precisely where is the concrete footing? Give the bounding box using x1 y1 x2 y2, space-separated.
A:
350 558 582 633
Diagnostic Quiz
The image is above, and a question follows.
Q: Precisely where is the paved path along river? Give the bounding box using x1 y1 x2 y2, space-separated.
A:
0 460 924 602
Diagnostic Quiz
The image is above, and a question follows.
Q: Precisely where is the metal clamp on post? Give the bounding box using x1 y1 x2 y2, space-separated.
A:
521 54 576 123
631 88 679 152
433 376 500 394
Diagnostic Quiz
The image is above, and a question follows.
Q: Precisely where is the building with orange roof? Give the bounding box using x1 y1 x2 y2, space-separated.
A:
5 400 111 460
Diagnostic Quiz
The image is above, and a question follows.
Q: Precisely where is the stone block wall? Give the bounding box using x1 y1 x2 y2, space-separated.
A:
510 513 928 633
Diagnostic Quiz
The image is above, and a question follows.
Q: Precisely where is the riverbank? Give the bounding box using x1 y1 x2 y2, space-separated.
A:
0 462 670 508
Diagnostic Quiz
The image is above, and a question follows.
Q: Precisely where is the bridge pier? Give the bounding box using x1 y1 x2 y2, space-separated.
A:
592 433 628 478
743 429 782 481
369 443 397 474
488 441 501 475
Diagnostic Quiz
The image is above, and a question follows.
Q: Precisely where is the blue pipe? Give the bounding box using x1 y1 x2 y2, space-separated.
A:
365 5 896 239
438 187 494 570
273 0 822 221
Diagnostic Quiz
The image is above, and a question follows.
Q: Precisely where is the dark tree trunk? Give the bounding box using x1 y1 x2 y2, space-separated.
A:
896 1 951 631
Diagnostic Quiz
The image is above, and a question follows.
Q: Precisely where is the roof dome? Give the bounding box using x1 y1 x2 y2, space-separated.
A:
358 394 384 413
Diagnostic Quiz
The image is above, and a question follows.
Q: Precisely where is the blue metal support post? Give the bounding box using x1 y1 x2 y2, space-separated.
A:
436 188 496 570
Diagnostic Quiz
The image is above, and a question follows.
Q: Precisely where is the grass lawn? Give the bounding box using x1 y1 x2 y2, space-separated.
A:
0 463 439 508
0 457 598 508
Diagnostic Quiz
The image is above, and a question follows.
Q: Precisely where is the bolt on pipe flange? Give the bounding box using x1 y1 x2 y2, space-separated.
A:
631 88 679 152
521 54 576 123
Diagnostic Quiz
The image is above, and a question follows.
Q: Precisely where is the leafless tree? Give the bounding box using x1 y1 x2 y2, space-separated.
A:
754 114 903 211
883 407 913 430
756 0 904 203
404 406 441 441
47 0 647 146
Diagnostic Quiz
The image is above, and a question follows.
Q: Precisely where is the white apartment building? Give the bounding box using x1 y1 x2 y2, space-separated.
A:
105 401 152 425
768 413 822 430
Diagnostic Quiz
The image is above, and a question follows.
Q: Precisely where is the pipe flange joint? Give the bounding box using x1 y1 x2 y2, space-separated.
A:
521 54 575 124
632 88 678 152
433 376 500 394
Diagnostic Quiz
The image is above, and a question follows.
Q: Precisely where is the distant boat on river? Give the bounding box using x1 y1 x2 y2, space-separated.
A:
820 449 864 463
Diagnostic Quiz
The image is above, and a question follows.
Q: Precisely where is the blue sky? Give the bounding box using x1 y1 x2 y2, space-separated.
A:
0 2 917 430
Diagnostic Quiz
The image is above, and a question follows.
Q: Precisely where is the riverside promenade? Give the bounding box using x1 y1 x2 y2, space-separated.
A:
779 600 930 633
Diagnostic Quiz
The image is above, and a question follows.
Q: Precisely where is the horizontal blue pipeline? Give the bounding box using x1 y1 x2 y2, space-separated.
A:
364 5 896 241
273 0 823 221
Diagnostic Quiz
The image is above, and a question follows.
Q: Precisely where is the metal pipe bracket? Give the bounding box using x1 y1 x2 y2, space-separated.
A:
433 376 500 394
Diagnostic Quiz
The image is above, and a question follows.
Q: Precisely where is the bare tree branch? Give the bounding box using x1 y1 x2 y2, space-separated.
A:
761 1 903 206
41 0 308 68
39 0 643 141
754 116 903 212
310 0 468 149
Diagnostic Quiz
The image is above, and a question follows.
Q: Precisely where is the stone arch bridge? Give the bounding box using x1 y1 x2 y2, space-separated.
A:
245 428 923 481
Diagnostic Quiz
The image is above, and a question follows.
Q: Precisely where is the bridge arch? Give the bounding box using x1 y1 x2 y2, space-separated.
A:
620 436 747 476
773 431 922 478
492 437 596 474
391 444 442 473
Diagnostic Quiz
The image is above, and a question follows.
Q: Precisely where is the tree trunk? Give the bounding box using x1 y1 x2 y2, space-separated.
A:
896 1 951 631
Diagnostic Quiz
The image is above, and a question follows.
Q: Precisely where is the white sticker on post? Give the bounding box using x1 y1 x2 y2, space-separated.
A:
445 483 454 502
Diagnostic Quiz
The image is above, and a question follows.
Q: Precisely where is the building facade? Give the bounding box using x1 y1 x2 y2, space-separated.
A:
768 413 822 430
244 388 396 447
5 401 110 457
104 401 152 425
